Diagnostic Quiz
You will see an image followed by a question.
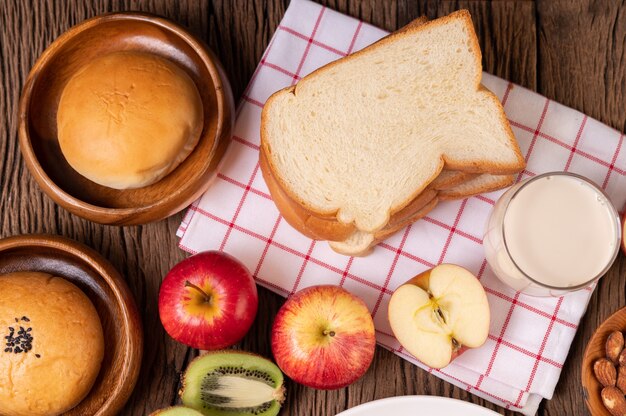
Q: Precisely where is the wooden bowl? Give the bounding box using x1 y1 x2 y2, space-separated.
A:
18 12 234 225
0 234 143 415
582 306 626 415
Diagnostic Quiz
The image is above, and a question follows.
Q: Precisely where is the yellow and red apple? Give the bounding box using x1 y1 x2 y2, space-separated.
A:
388 264 490 369
158 251 258 350
271 285 375 389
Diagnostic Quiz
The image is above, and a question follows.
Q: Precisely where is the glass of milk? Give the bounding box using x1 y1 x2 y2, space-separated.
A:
483 172 621 297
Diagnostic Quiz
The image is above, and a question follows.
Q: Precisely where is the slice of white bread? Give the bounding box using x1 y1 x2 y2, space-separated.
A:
261 10 524 235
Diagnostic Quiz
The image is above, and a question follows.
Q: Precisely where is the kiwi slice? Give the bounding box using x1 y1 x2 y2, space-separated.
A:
180 351 285 416
150 406 205 416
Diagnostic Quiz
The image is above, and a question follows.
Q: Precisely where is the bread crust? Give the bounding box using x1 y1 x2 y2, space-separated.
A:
439 174 516 200
430 170 478 190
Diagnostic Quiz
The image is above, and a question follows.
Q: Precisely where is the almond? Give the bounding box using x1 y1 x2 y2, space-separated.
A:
596 358 618 387
607 331 625 364
619 349 626 367
618 366 626 395
601 386 626 416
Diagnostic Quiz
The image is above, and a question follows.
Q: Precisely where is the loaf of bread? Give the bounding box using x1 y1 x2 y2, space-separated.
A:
57 51 203 189
260 10 524 255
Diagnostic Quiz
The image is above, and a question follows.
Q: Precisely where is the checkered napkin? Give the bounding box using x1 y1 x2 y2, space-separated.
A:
177 0 626 414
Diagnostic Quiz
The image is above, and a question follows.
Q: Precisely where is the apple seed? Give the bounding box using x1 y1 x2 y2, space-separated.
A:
435 307 447 324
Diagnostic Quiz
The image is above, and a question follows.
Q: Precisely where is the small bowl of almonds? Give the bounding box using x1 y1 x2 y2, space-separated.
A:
582 306 626 416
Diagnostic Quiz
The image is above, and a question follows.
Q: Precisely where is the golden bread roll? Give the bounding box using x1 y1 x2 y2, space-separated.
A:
57 51 203 189
0 272 105 416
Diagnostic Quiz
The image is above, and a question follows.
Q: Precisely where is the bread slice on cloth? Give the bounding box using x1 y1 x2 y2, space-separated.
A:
260 10 524 255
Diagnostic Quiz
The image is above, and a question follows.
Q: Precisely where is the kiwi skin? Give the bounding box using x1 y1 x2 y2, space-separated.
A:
149 406 205 416
179 350 285 416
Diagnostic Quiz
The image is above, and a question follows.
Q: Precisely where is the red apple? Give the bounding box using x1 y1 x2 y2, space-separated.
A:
271 285 375 389
158 251 258 350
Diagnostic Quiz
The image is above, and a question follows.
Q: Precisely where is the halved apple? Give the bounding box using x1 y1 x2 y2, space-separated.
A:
388 264 490 369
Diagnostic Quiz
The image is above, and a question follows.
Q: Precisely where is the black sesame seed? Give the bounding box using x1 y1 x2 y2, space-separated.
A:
14 318 18 323
3 323 35 354
21 317 29 322
35 354 40 358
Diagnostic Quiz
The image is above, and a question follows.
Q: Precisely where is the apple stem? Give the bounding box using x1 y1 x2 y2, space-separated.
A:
184 280 212 304
323 329 336 337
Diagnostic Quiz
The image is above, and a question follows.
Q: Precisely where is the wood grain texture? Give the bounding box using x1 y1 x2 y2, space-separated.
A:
536 1 626 415
0 1 624 415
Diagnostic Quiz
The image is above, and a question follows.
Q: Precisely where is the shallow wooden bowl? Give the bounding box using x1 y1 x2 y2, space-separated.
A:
18 12 234 225
0 234 143 415
582 306 626 415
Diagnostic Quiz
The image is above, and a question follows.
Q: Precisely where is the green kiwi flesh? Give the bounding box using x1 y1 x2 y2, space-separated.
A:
150 406 205 415
180 351 285 416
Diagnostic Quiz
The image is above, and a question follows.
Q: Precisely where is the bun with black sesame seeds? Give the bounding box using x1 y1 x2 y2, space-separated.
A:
0 271 104 416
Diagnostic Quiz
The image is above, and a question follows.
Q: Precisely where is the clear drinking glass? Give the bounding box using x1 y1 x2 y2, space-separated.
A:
483 172 621 297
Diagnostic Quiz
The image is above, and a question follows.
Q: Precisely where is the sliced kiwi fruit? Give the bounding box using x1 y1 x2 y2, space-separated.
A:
150 406 205 415
180 351 285 416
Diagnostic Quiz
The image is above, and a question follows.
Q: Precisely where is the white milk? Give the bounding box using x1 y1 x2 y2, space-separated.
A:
484 173 620 296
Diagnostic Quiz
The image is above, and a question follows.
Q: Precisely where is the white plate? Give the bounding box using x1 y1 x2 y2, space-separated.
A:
337 396 501 416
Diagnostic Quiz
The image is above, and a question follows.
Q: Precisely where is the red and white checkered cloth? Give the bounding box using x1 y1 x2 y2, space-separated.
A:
177 0 626 414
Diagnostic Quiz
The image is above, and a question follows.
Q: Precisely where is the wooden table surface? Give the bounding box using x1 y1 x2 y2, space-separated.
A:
1 1 625 415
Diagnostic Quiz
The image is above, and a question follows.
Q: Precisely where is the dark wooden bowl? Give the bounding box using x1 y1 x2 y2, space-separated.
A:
18 12 234 225
0 234 143 416
582 306 626 415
